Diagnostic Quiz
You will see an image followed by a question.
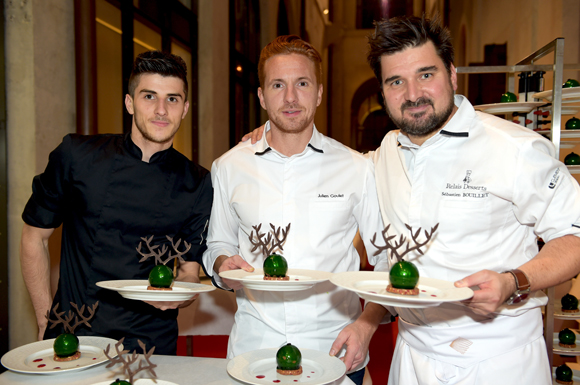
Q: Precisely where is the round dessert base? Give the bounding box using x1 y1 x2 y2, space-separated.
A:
562 308 579 313
559 342 577 348
53 350 81 362
147 286 173 291
556 379 574 385
386 284 419 296
263 276 289 281
276 366 303 375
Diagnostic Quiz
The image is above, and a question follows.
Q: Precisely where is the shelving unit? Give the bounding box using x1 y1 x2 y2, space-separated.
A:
456 37 580 369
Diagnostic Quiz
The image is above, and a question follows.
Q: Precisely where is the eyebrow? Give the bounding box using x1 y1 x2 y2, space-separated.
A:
139 89 183 99
269 76 312 84
383 65 440 85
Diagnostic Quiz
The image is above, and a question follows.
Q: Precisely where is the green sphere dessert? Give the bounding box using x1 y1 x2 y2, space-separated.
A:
110 380 132 385
263 254 289 280
562 293 579 313
500 92 517 103
566 117 580 130
565 153 580 166
559 328 577 348
563 79 580 88
276 343 302 375
556 363 574 384
148 265 174 289
388 260 420 295
53 333 80 361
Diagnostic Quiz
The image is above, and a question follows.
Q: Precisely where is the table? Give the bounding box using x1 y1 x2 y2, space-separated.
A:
0 355 355 385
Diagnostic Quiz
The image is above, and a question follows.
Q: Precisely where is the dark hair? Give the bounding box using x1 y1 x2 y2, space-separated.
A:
367 15 454 83
258 35 322 86
128 51 188 100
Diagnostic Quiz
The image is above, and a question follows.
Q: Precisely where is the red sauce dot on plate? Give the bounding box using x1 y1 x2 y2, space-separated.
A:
369 291 377 294
256 375 265 379
93 357 97 360
33 359 43 362
431 294 437 297
295 279 299 281
37 364 46 368
273 381 281 383
53 367 61 369
421 290 426 292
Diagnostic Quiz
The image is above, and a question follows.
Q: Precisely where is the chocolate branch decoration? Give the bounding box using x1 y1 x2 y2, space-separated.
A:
104 338 157 384
249 223 291 257
371 223 439 262
136 235 191 266
46 302 99 334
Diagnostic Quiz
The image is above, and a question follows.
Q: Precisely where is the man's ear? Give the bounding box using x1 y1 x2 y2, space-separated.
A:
125 94 134 115
258 87 267 110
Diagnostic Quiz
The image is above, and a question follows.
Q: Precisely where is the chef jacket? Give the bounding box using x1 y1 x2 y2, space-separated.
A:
203 122 386 371
22 134 213 354
371 95 580 367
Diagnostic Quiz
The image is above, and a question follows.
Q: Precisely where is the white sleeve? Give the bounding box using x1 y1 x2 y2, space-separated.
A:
352 157 389 268
202 159 242 289
512 137 580 242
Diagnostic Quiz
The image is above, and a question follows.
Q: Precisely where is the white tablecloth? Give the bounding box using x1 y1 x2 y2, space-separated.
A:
0 354 355 385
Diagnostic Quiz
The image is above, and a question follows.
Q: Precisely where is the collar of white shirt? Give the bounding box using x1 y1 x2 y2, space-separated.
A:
254 121 324 157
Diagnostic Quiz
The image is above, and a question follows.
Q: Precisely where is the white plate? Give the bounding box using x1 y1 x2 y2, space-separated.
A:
93 380 178 385
219 268 333 291
534 129 580 139
553 331 580 356
227 348 346 385
1 336 120 375
330 271 474 308
554 301 580 320
96 280 215 301
474 102 546 114
534 87 580 102
553 367 580 384
542 106 580 115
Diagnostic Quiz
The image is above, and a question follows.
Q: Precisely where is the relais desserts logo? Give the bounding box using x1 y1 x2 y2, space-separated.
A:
442 170 489 198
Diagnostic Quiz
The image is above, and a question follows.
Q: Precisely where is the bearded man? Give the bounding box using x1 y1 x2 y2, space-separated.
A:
368 15 580 384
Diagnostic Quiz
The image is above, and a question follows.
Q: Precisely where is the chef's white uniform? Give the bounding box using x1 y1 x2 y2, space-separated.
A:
371 95 580 384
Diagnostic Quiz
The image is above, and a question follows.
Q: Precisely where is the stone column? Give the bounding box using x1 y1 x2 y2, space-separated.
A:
198 0 230 170
5 0 75 349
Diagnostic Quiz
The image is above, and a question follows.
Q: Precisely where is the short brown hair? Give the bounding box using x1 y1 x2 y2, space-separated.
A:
258 35 322 86
367 15 454 84
128 50 188 100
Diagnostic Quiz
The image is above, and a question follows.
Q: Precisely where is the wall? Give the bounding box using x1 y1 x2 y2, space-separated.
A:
198 0 230 170
5 0 76 349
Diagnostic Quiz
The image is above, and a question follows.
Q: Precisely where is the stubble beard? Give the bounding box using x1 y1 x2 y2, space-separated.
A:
386 88 455 138
269 104 313 135
134 112 179 145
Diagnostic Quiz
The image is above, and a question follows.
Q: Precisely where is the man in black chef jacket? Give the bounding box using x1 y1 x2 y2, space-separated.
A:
20 50 213 355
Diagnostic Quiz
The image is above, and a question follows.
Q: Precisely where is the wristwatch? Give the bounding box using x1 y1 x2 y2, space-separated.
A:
503 269 531 305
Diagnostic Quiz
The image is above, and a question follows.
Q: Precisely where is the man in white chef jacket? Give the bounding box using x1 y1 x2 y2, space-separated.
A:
363 15 580 384
202 35 388 385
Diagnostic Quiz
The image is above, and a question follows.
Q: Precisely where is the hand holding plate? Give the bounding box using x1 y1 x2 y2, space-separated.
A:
454 269 515 315
215 254 254 290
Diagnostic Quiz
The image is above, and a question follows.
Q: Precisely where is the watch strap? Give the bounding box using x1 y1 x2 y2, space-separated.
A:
503 269 531 305
505 269 530 291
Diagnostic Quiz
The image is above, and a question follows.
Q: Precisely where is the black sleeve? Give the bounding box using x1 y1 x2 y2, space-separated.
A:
178 169 213 264
22 135 74 229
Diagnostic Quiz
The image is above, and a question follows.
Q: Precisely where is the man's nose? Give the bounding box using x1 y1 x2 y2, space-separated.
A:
155 100 168 115
405 80 423 102
284 84 298 104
